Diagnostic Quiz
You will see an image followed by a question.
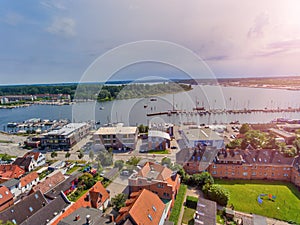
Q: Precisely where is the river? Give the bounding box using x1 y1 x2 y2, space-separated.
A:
1 85 300 131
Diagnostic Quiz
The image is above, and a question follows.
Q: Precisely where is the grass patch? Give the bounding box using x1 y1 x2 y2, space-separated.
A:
0 140 13 144
66 165 81 175
169 184 187 224
182 207 195 225
0 153 15 160
216 179 300 224
147 149 169 154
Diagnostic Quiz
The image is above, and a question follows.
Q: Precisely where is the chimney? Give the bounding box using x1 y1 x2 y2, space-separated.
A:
75 214 80 221
86 215 91 224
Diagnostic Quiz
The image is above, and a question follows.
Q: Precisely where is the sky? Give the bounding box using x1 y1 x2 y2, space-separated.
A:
1 0 300 84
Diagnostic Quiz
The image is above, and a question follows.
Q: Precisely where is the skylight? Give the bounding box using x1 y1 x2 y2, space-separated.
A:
148 214 153 221
152 206 156 212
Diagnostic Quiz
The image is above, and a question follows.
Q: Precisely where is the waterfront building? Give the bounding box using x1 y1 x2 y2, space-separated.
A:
148 130 171 150
268 128 296 144
41 122 91 150
93 123 138 150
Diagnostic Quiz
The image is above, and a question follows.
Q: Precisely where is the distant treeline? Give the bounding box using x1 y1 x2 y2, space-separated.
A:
0 82 192 102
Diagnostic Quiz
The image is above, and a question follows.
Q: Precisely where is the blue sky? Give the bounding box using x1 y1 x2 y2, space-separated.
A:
1 0 300 84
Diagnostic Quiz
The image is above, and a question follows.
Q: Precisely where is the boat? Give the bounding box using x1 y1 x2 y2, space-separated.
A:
7 122 18 127
99 106 104 110
150 98 157 101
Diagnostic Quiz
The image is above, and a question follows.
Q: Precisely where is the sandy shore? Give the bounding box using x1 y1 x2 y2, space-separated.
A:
0 132 28 157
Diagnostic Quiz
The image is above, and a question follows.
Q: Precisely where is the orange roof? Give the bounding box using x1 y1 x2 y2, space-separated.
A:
0 164 25 179
0 186 13 205
138 162 173 181
20 171 39 187
32 171 65 194
89 180 110 204
51 182 109 225
23 151 41 161
116 189 165 225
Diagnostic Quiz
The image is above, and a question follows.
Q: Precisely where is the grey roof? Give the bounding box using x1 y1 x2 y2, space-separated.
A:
182 127 223 141
57 207 114 225
194 198 217 225
13 157 33 170
0 178 20 188
21 194 70 225
46 123 87 137
0 191 47 225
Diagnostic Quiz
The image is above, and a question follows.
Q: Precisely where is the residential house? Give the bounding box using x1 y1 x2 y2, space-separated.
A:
116 189 169 225
0 164 25 182
0 191 47 224
94 123 138 150
57 207 114 225
30 171 65 194
23 151 46 167
20 172 39 193
51 181 110 225
194 197 216 225
128 162 180 207
13 157 36 172
0 179 21 198
0 186 13 212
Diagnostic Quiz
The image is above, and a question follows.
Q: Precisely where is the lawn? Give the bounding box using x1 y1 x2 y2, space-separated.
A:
216 179 300 224
147 149 169 154
182 207 195 225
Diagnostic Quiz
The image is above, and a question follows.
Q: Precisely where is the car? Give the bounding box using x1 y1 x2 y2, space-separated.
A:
121 170 129 176
230 134 236 139
171 146 178 149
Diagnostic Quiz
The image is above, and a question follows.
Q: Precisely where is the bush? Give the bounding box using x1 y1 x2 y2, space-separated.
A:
169 185 187 224
185 196 198 209
203 184 230 206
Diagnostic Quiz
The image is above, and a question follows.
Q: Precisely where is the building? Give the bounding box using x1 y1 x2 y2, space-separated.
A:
149 122 174 137
0 179 21 198
23 151 46 167
128 162 180 207
180 126 224 149
94 123 138 150
57 207 114 225
51 182 110 225
41 122 91 150
0 186 13 212
13 157 36 172
194 197 216 225
0 95 34 104
88 181 110 210
208 149 296 181
268 128 296 144
48 161 66 172
148 130 171 150
116 189 169 225
0 165 25 182
20 172 39 193
30 171 65 194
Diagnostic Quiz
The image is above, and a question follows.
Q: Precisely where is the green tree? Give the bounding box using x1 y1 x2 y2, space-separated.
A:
0 220 15 225
51 151 57 158
96 151 113 167
239 123 250 134
126 156 141 166
65 152 71 159
89 150 95 161
78 151 84 160
161 157 172 167
241 130 268 149
111 193 127 211
114 160 124 170
1 154 11 161
194 172 214 187
203 184 230 206
226 139 242 149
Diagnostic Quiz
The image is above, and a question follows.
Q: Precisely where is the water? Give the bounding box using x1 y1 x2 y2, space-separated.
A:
1 85 300 131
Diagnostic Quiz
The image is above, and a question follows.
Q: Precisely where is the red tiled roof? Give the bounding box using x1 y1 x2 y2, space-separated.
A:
116 189 165 225
20 171 39 187
51 181 109 225
0 164 25 179
138 162 173 181
32 171 65 194
0 186 13 206
23 151 41 161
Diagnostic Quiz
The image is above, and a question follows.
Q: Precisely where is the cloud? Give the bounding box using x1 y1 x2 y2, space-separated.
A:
2 12 23 26
46 17 76 37
248 12 270 38
40 0 66 10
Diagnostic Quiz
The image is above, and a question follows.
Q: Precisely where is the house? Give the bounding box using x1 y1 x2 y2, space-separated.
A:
128 162 180 207
24 137 41 148
94 123 138 151
194 197 216 225
30 171 65 194
57 207 114 225
0 191 47 224
0 186 13 212
41 122 91 150
0 179 21 198
0 164 25 182
23 151 46 167
116 189 169 225
51 181 110 225
20 172 39 193
268 128 296 144
13 157 36 172
148 130 171 150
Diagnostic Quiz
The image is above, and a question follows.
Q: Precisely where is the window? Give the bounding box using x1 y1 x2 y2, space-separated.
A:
157 183 163 188
29 207 33 212
212 171 217 175
243 172 248 176
213 165 217 168
252 172 256 176
12 219 17 224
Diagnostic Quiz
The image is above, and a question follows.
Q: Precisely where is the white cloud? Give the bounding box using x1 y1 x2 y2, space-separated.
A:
46 17 76 37
40 0 66 10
